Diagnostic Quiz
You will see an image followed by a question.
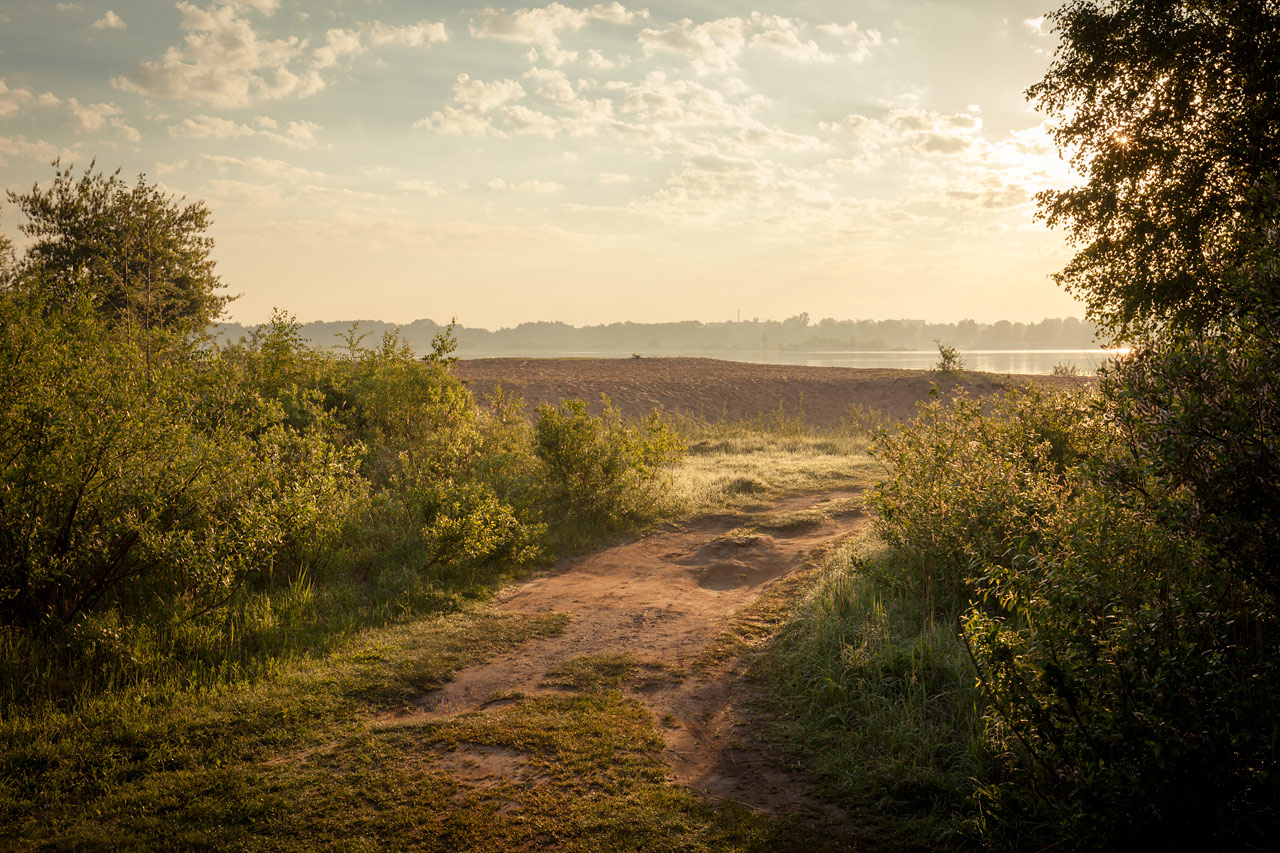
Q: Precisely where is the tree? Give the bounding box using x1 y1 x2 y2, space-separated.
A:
6 161 229 331
0 229 14 291
1029 0 1280 338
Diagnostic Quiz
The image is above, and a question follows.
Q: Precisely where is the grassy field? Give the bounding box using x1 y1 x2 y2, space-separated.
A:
1 410 928 852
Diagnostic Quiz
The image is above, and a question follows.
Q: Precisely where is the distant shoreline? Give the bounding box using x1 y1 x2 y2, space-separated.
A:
455 350 1118 377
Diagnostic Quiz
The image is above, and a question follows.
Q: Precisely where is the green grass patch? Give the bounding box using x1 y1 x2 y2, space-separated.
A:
540 652 685 695
760 536 989 850
747 508 831 534
0 608 569 848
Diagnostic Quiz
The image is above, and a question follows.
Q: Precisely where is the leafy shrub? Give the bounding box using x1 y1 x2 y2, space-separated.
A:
0 294 363 626
934 340 963 372
962 485 1279 849
534 396 684 529
420 482 542 584
868 388 1101 614
871 384 1280 848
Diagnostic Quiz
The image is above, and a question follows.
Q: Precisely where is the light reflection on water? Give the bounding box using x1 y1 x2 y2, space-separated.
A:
460 350 1127 376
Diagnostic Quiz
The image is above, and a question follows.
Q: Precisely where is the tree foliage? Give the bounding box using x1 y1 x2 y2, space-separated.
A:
6 161 228 331
1030 0 1280 337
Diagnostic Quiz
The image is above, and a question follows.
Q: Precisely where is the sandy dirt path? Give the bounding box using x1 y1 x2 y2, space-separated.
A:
397 488 868 812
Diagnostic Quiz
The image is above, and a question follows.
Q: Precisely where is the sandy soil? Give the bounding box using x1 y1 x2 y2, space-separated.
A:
386 488 867 812
455 357 1092 425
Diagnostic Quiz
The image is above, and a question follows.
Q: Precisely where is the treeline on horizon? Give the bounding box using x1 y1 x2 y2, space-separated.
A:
211 313 1101 357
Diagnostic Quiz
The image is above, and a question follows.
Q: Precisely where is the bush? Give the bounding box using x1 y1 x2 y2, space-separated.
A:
870 384 1280 848
534 396 684 530
868 388 1101 615
934 340 963 372
962 484 1278 849
0 294 363 626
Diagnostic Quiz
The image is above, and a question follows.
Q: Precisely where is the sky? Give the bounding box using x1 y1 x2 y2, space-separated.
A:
0 0 1084 328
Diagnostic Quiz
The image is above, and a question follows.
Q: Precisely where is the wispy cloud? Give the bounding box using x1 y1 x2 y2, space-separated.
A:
91 10 126 30
470 3 648 47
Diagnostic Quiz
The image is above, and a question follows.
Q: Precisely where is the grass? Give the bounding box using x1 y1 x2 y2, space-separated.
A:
0 607 570 848
759 534 990 850
540 652 685 694
669 407 881 513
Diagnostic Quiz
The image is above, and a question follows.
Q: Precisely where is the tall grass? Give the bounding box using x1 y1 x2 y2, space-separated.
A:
764 536 989 849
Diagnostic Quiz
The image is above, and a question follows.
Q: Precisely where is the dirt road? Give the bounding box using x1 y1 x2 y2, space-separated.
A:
386 488 868 812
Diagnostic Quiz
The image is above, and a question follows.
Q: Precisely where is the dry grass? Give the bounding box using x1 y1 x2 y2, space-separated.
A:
668 412 881 513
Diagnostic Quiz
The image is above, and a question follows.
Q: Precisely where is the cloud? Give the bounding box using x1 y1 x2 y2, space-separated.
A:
824 107 984 158
733 125 823 152
114 2 445 108
452 73 526 112
168 113 321 147
585 48 624 69
501 104 560 136
817 20 883 61
942 179 1029 211
608 71 761 128
629 152 835 228
470 3 648 47
0 135 71 167
527 43 580 66
62 97 139 142
638 14 872 73
416 73 529 136
273 119 320 148
67 97 120 132
91 10 126 30
417 53 804 148
395 179 448 196
637 17 746 74
224 0 279 14
114 121 142 143
523 67 612 135
751 30 834 63
114 3 316 107
0 80 52 118
312 27 362 70
366 20 448 47
198 153 325 183
488 178 563 193
417 106 493 135
1023 16 1048 35
171 114 255 139
748 15 835 63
